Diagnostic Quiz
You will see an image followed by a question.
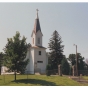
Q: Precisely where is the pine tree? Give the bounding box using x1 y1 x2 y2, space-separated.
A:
48 30 64 69
0 52 4 75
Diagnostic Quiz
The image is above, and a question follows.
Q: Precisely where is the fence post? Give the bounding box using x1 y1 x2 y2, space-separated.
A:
72 65 74 76
3 72 5 84
58 65 62 76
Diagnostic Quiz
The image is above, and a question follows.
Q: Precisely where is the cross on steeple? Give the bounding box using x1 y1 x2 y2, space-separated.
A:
31 9 42 36
36 9 39 13
36 9 39 19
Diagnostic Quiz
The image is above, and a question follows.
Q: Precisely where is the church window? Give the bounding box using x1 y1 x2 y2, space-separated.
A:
39 51 41 55
38 38 40 44
37 61 43 63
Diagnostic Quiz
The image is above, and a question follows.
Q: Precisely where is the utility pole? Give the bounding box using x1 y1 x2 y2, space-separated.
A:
76 45 78 76
74 44 78 76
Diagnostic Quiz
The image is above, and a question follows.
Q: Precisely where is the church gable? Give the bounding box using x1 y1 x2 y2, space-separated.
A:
31 29 43 37
36 30 43 36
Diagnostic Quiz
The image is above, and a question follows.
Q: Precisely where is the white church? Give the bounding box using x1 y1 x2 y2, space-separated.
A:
25 9 48 74
1 9 48 75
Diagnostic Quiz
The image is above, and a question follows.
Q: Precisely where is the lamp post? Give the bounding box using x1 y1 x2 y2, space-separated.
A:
73 44 78 76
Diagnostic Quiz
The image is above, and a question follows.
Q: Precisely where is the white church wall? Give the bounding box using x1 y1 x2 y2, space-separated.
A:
46 53 48 65
34 48 47 73
25 48 34 74
25 50 30 73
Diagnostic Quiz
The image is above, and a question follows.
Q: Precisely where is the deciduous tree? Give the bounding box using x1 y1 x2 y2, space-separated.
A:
4 31 29 80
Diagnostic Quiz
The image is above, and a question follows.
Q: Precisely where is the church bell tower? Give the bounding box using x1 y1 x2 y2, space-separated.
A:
31 9 43 47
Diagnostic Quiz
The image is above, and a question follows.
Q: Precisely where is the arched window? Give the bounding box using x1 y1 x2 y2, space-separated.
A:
38 38 40 44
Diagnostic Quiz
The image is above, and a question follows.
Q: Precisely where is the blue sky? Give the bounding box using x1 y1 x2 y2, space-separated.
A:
0 3 88 59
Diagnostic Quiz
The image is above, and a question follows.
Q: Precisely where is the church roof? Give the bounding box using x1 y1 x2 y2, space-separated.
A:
31 9 42 36
32 46 47 49
33 18 41 33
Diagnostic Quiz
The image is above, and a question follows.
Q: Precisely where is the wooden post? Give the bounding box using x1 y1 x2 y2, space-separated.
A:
14 70 16 81
72 65 75 76
58 65 62 76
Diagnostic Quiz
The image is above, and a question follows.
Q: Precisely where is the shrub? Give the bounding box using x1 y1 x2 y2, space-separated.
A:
61 58 70 75
46 64 52 76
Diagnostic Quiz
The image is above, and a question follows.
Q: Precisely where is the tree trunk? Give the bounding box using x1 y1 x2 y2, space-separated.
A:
14 70 16 81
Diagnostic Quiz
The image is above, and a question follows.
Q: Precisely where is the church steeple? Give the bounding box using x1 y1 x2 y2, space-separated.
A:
31 9 43 46
32 9 42 35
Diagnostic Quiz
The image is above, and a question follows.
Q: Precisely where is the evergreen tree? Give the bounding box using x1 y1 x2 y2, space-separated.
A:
85 59 88 70
68 53 85 75
61 57 70 75
0 52 4 75
68 54 76 66
46 64 52 76
48 30 64 69
77 53 85 71
3 31 29 80
68 53 85 70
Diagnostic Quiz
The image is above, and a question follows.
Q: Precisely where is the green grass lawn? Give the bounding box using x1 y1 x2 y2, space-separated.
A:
83 76 88 80
0 74 88 86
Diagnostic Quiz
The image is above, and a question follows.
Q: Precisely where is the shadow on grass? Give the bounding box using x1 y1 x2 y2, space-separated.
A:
12 79 56 86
